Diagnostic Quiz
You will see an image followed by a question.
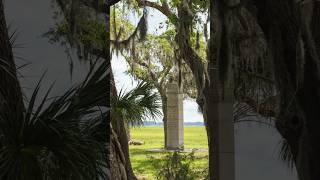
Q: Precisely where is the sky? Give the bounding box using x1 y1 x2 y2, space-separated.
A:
4 0 89 99
4 1 298 180
111 54 204 123
112 8 204 123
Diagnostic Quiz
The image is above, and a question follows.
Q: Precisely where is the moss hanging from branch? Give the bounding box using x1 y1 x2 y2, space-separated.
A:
174 0 208 105
110 8 148 58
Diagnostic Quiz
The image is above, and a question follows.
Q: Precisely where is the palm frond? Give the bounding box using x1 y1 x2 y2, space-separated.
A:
113 81 162 126
279 138 295 170
0 61 109 180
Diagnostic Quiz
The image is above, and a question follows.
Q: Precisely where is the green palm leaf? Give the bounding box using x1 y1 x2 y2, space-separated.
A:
0 61 109 180
113 81 162 126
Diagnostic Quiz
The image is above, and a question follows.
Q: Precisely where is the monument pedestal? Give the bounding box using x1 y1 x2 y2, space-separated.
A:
166 82 184 150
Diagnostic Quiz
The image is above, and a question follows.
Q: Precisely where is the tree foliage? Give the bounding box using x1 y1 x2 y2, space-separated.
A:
113 82 162 126
150 151 208 180
0 61 109 180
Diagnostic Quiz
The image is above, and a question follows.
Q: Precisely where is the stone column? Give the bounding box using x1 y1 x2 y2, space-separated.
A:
218 100 234 180
166 82 184 150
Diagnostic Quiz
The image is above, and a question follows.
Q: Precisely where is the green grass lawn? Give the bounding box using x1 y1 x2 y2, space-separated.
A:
129 126 209 179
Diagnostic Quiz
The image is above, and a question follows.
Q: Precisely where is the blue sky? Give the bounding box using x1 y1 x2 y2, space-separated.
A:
112 8 204 123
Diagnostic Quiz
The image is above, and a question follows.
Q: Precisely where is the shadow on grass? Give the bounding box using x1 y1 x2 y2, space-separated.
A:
129 148 160 156
133 158 154 174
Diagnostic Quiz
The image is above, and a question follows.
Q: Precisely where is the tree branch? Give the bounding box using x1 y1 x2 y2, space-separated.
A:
78 0 121 14
136 61 162 89
135 0 174 17
159 66 171 86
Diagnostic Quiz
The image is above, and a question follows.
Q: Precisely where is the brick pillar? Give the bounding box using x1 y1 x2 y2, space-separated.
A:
166 82 184 150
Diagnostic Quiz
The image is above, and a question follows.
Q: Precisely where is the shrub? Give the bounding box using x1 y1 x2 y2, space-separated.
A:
150 151 207 180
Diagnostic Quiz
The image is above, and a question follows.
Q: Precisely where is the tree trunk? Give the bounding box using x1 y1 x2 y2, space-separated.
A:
110 124 128 180
161 94 168 149
110 69 137 180
106 5 136 179
0 0 25 152
203 1 235 179
203 70 234 180
252 1 320 179
124 122 131 141
0 0 25 125
174 0 235 179
0 1 26 178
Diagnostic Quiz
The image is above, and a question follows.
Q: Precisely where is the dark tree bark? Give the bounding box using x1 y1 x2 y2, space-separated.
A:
0 0 25 143
160 92 168 148
110 70 137 180
174 1 235 179
250 1 320 179
162 97 168 148
205 1 235 179
106 6 136 179
110 124 128 180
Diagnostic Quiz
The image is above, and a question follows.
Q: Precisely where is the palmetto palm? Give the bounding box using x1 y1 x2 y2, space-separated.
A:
0 61 109 180
113 82 162 127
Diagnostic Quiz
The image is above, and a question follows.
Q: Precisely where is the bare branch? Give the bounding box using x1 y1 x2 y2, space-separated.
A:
160 66 172 86
135 0 174 18
136 61 162 89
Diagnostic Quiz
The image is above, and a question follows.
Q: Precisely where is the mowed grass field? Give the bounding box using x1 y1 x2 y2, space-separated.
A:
129 126 209 179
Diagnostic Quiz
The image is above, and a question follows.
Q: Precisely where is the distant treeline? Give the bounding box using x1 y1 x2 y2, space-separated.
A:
142 121 204 126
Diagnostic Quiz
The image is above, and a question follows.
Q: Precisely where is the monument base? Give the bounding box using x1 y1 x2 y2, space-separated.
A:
166 145 184 151
145 148 207 153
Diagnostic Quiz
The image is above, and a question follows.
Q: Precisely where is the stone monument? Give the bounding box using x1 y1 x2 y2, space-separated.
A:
166 82 184 150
